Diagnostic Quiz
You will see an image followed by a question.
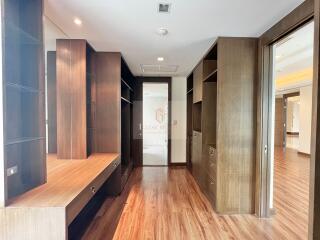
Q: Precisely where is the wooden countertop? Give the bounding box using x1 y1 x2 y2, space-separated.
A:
8 153 119 208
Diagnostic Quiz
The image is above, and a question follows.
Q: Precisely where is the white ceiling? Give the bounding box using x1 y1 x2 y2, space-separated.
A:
274 21 314 79
44 0 304 77
274 20 314 94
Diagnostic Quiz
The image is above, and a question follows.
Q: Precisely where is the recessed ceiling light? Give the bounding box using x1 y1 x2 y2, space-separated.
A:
74 17 82 26
157 57 164 62
157 27 168 36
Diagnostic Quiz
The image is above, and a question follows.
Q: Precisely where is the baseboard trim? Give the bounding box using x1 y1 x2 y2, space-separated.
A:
298 151 311 157
287 132 299 136
169 162 187 167
268 208 276 216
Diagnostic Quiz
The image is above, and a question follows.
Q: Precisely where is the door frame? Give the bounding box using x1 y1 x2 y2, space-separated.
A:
256 0 314 219
140 77 172 166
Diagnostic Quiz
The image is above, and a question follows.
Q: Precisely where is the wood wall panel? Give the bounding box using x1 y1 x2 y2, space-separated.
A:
47 51 57 153
193 62 203 103
56 40 87 159
216 37 257 214
94 53 121 153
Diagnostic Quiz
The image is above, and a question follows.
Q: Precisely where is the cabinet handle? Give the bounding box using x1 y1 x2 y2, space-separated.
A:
90 186 96 194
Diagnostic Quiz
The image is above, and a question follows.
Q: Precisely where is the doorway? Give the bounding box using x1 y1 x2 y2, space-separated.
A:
267 20 314 237
142 83 169 166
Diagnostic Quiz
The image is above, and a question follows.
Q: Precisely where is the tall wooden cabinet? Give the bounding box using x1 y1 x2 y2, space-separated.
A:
56 39 95 159
93 53 135 193
187 37 257 214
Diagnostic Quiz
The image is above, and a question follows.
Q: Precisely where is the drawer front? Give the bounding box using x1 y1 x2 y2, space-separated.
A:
203 173 216 207
206 145 217 179
191 131 203 184
66 157 120 225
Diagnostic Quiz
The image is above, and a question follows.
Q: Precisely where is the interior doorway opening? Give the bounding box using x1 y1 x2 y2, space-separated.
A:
268 20 314 238
142 83 169 166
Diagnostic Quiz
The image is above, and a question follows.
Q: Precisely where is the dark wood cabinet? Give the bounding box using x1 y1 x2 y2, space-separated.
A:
93 53 135 193
188 37 257 214
186 74 193 169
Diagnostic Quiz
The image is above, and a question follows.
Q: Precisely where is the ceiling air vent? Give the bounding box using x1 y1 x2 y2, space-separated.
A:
141 64 178 74
158 3 171 13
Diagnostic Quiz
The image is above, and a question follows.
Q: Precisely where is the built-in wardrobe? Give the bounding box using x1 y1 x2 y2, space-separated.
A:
187 37 257 214
52 47 135 193
93 53 135 192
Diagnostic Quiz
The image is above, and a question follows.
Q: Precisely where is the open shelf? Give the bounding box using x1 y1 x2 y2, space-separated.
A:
121 78 133 92
203 69 217 82
120 57 135 190
187 73 194 93
121 97 132 104
193 101 202 132
203 81 217 146
187 88 193 94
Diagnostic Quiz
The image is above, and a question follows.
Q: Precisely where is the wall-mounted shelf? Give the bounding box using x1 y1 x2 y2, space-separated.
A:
187 88 193 95
121 78 133 92
203 69 217 82
121 97 132 104
193 101 202 132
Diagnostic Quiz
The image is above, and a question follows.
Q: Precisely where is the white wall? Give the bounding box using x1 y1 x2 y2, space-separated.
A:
286 100 300 133
0 1 5 207
171 77 187 163
299 85 312 154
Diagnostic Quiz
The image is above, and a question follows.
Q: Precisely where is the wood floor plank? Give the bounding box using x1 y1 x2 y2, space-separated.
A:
83 147 309 240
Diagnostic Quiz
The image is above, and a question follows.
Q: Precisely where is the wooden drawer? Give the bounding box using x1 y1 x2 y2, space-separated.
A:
191 131 203 188
203 173 216 207
66 157 120 225
206 145 217 178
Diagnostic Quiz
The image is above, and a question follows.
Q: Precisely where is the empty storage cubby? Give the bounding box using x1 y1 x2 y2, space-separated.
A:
3 0 46 200
192 102 202 132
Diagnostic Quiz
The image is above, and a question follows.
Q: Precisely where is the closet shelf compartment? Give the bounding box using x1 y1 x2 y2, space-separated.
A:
121 97 132 104
121 78 133 92
203 69 217 82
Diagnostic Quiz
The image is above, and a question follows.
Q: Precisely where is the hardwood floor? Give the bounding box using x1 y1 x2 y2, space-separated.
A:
83 147 309 240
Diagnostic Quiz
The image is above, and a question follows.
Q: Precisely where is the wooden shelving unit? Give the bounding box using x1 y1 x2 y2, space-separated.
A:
186 74 194 169
92 53 136 193
120 58 135 190
192 102 202 132
187 37 258 214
